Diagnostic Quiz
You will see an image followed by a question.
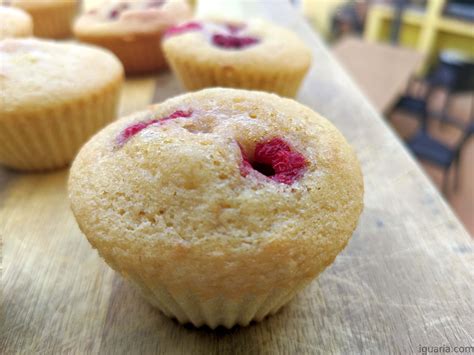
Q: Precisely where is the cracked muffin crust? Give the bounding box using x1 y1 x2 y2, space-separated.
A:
69 88 363 328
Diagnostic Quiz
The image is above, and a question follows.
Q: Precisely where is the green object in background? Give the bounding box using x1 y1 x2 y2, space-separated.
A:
364 0 474 74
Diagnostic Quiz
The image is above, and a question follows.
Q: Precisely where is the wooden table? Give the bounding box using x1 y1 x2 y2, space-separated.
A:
332 36 424 114
1 1 473 354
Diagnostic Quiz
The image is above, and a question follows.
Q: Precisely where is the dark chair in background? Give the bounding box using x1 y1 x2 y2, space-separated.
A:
407 123 474 193
426 50 474 127
394 51 474 128
443 0 474 22
330 1 368 41
392 51 474 194
392 89 430 130
393 50 474 129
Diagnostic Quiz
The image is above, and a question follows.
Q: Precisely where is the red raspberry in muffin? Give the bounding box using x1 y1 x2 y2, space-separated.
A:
240 138 307 184
116 109 192 146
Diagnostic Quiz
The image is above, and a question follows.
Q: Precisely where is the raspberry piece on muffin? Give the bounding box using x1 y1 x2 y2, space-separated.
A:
211 33 259 49
162 19 312 97
116 109 192 146
69 88 364 329
164 21 202 37
240 138 307 184
74 0 192 74
165 20 259 49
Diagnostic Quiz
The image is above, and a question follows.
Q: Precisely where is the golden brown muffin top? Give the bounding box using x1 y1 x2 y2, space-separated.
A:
69 88 363 256
0 38 123 115
162 18 312 72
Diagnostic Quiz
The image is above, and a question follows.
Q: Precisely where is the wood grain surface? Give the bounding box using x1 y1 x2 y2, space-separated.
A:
1 1 473 354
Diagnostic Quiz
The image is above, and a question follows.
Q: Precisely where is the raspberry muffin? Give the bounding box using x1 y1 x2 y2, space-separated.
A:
69 88 364 328
74 0 192 74
0 38 123 171
162 19 312 97
0 5 33 39
6 0 77 39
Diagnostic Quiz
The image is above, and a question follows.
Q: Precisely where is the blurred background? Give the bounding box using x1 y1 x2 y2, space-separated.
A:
300 0 473 235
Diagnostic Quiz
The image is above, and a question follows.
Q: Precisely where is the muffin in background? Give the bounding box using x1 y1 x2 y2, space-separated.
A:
7 0 77 39
186 0 196 10
0 5 33 39
162 19 312 97
68 88 363 328
0 38 124 171
74 0 192 75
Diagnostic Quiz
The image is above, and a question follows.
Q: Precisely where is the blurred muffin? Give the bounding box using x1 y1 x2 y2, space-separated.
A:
7 0 77 38
69 88 364 328
162 19 312 97
0 5 33 39
74 0 192 74
0 38 123 171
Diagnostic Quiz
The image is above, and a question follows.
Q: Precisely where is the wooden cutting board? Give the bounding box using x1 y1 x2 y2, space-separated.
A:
1 1 473 354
